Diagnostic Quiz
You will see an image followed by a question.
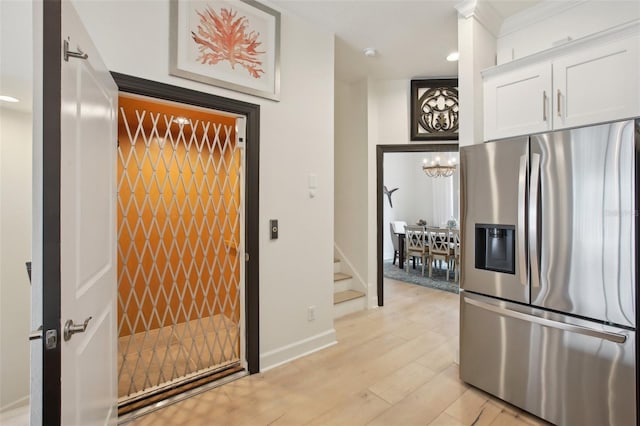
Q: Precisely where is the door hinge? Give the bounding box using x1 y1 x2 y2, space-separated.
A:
245 253 250 262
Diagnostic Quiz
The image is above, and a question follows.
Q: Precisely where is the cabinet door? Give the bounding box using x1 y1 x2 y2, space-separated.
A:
554 36 640 130
484 62 552 141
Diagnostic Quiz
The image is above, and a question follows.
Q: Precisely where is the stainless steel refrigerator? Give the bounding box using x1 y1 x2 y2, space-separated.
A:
460 119 638 425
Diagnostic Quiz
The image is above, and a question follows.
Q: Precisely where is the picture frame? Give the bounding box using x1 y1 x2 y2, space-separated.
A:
410 79 459 141
170 0 281 101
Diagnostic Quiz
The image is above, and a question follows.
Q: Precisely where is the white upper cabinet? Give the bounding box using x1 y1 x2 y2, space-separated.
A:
554 37 639 130
483 27 640 141
484 62 552 140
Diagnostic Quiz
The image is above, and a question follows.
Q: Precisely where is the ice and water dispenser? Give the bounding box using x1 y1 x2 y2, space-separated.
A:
475 224 515 274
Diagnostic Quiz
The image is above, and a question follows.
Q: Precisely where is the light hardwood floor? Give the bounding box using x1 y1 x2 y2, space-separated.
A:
124 279 550 426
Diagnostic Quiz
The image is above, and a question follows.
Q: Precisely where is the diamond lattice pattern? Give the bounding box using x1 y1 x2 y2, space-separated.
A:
116 96 241 400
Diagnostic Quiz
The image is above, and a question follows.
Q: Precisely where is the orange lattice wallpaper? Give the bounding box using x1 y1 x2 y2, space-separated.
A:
117 96 240 337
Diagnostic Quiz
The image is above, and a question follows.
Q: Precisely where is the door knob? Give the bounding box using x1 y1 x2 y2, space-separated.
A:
63 316 92 341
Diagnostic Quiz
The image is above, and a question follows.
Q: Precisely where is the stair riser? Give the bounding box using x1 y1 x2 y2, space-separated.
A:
334 278 352 293
333 261 341 274
334 296 367 319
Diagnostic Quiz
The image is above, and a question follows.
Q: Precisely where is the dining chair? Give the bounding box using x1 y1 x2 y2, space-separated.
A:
427 227 452 281
405 225 428 276
389 221 407 266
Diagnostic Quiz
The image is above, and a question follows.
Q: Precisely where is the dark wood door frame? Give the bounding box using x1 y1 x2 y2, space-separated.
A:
42 2 63 424
376 143 458 306
112 73 261 375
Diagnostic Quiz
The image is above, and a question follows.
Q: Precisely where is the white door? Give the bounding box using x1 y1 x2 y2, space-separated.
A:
60 2 118 424
33 1 118 424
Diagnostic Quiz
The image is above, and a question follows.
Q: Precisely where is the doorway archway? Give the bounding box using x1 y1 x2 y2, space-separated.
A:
376 143 458 306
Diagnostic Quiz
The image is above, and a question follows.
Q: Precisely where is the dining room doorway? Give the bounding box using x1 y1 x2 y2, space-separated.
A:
375 143 459 306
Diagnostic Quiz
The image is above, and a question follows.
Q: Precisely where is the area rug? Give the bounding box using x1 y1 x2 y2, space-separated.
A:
383 260 459 294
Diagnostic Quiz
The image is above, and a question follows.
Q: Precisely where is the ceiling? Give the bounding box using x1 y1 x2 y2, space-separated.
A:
273 0 541 83
0 0 33 113
0 1 539 113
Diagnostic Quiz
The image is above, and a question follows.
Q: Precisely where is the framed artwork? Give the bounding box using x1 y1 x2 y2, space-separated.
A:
410 79 459 141
170 0 281 101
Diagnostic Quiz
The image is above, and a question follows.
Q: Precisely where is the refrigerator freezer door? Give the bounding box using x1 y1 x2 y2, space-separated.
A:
461 138 529 303
460 292 636 426
530 120 636 327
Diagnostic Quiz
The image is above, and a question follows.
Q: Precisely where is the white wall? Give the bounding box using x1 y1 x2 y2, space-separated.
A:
72 0 336 370
497 0 640 64
371 80 410 144
0 107 32 411
334 80 368 288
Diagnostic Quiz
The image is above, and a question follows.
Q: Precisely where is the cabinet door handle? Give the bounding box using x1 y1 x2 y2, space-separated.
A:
557 89 561 117
542 91 547 121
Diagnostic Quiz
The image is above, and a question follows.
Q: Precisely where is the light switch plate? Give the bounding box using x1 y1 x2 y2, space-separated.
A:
270 219 278 239
308 173 318 189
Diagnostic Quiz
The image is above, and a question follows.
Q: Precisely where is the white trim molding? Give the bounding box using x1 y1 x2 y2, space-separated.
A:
0 396 29 414
333 243 367 293
455 0 502 37
259 329 337 372
455 0 476 19
483 19 640 77
499 1 587 37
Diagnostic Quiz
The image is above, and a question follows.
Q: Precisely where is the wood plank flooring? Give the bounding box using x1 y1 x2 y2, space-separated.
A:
123 279 550 426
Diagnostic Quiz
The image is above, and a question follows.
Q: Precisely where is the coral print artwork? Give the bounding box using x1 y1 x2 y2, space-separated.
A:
170 0 280 101
191 6 265 79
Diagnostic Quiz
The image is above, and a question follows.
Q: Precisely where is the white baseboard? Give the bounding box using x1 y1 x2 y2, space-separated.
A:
260 329 337 372
368 282 378 309
0 396 29 415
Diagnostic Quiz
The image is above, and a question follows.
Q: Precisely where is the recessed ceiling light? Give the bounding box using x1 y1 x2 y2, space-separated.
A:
446 51 459 62
363 48 377 57
0 95 19 103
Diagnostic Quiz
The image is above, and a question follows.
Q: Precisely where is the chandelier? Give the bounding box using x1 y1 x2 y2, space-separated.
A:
422 157 456 178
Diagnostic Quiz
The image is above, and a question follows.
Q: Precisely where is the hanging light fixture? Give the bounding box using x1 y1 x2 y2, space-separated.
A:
422 156 456 178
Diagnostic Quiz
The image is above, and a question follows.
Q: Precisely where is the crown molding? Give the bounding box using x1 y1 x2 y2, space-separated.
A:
455 0 502 37
455 0 477 19
499 0 587 37
483 19 640 77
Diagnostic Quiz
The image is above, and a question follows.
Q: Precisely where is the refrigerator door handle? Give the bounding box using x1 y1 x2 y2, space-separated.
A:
517 155 527 286
529 153 541 288
464 297 627 344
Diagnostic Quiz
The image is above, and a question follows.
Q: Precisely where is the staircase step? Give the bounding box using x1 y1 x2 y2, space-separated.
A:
334 272 351 282
334 289 365 304
333 275 352 292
